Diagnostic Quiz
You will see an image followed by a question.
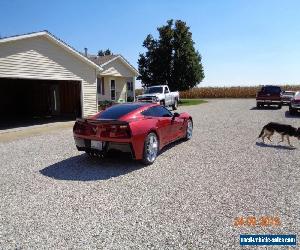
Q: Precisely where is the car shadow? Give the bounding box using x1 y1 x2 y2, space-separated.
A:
250 106 281 110
40 152 144 181
159 138 186 155
255 142 296 150
40 139 188 181
284 111 300 118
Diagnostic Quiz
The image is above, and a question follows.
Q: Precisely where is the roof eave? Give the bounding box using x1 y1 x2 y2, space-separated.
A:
0 31 103 72
101 55 139 76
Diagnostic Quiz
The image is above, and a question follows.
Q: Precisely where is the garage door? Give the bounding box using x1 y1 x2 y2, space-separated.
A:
0 78 81 119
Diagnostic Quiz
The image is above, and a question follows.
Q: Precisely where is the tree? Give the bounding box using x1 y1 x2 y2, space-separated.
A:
98 49 112 56
138 19 204 91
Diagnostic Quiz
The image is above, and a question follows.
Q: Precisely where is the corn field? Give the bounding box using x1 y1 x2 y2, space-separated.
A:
180 85 300 98
181 86 262 98
136 85 300 99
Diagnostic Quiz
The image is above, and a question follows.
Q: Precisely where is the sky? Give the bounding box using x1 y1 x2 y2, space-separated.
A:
1 0 300 87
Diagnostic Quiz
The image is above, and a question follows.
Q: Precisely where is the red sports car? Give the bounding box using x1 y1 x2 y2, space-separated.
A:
73 103 193 164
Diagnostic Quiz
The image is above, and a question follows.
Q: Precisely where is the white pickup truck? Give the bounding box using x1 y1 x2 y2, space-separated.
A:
136 85 180 110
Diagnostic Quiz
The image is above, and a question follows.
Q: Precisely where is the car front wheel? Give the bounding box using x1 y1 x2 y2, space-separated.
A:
142 132 159 165
185 119 193 140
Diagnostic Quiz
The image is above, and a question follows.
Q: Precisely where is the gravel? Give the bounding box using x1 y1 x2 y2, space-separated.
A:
0 99 299 249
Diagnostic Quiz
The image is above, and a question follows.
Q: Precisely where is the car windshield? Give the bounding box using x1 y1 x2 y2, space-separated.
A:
295 92 300 97
144 87 163 94
97 103 146 119
262 86 281 94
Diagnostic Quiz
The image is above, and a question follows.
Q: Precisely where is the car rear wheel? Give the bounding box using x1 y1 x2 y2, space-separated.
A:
142 132 159 165
172 99 178 110
256 102 261 109
185 119 193 140
278 104 282 109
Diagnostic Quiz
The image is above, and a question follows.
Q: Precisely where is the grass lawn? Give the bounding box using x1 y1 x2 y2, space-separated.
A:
179 99 207 106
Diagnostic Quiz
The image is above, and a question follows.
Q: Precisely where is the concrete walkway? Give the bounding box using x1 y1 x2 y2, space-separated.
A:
0 121 74 142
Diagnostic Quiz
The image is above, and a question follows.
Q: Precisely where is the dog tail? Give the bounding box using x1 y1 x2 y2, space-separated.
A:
258 127 265 138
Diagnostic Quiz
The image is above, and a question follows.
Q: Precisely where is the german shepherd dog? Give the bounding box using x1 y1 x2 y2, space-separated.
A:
258 122 300 147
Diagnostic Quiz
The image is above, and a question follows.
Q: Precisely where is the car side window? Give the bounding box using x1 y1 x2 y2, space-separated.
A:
142 106 172 118
142 108 154 117
165 87 169 93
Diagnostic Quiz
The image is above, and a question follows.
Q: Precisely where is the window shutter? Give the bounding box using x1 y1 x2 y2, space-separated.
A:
101 77 105 95
97 78 101 94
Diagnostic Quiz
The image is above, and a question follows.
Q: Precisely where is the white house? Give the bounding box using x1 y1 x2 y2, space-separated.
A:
0 31 138 119
89 54 139 103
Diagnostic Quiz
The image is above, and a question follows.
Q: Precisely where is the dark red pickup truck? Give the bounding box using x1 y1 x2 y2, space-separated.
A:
256 85 282 109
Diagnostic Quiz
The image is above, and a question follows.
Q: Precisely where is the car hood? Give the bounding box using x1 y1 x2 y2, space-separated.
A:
137 93 163 98
293 96 300 101
282 95 293 98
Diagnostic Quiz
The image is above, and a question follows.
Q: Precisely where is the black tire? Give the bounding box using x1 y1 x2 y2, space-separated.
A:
278 104 282 109
256 102 261 109
172 99 178 110
184 119 193 140
289 106 296 115
142 132 159 165
160 100 165 106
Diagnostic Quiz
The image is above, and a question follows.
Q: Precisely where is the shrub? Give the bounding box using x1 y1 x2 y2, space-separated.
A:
127 96 134 102
98 100 114 111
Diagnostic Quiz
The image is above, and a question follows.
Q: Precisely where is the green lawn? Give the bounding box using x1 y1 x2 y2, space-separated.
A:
179 99 207 106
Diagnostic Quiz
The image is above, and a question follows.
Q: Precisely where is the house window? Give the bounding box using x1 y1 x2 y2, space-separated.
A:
127 82 133 91
110 80 116 101
97 77 105 95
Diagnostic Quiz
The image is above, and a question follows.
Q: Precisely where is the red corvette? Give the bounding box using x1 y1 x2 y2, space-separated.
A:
73 103 193 164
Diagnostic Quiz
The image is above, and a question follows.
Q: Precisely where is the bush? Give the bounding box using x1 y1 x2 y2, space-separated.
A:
127 96 134 102
98 100 114 111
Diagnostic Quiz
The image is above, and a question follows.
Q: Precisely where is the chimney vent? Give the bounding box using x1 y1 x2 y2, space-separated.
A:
84 48 88 57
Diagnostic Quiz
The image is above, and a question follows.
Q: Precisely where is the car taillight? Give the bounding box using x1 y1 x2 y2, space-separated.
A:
100 124 131 138
73 122 97 135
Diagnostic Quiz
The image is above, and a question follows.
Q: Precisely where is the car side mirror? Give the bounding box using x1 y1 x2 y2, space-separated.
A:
172 112 180 119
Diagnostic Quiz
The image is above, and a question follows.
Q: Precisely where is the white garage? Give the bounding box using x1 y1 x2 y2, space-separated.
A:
0 31 102 120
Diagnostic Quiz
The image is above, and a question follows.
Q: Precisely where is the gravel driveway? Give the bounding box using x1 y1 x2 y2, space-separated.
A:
0 99 299 249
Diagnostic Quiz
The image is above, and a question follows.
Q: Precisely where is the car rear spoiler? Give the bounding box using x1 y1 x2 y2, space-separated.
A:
76 118 128 125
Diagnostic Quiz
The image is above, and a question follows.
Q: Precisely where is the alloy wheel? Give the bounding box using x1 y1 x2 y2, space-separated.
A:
186 119 193 139
145 133 158 163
